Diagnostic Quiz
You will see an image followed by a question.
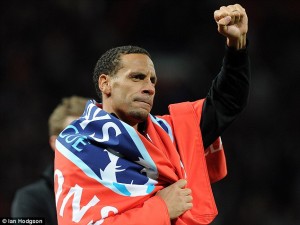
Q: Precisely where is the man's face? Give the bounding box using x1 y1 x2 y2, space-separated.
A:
103 53 157 127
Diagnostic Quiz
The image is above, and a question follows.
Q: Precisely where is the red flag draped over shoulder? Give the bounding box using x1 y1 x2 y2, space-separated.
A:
54 99 226 225
168 100 227 184
158 99 227 225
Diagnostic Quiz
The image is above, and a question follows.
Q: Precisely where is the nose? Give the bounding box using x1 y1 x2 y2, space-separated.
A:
142 79 155 96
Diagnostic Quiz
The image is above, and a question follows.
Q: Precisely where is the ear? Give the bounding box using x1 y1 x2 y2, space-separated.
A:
49 135 58 151
98 74 111 96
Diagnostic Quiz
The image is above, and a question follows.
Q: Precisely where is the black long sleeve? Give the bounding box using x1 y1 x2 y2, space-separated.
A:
200 44 250 149
11 165 57 225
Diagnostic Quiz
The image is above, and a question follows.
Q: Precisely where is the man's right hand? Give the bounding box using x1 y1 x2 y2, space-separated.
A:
156 179 193 219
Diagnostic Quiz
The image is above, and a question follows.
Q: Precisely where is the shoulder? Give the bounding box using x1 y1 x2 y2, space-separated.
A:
168 99 205 121
14 180 46 199
12 178 53 207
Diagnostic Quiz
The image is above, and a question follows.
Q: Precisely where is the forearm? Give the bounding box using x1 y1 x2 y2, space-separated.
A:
215 40 250 113
201 43 250 148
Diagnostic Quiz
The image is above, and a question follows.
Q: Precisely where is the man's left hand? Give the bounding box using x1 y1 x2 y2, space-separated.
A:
214 4 248 50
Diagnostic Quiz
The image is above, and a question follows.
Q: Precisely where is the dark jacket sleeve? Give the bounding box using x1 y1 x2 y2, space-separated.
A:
200 43 250 149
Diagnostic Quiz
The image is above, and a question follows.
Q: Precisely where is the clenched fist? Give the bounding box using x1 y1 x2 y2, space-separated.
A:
214 4 248 49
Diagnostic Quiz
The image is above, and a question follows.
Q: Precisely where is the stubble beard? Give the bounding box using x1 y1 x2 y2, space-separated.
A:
128 109 149 123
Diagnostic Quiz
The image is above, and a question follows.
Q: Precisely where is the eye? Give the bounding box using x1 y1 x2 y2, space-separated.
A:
136 74 145 79
150 77 157 84
131 74 145 81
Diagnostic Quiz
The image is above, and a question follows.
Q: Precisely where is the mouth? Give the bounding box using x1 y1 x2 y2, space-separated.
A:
134 98 152 108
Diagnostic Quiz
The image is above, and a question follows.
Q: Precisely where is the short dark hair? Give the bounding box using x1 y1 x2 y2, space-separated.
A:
93 45 151 100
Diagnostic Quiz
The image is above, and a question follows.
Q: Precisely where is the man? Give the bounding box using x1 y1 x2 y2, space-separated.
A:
11 96 88 225
54 4 250 225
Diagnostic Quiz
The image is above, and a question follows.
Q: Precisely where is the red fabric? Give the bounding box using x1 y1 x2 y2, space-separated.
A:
55 149 171 225
160 100 227 224
205 137 227 183
54 99 226 224
167 100 227 183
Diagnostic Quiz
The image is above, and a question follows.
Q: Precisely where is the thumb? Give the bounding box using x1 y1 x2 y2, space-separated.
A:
175 179 187 188
217 15 231 26
217 16 231 35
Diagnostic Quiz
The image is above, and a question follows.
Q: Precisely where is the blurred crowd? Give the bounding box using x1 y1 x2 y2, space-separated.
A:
1 0 299 224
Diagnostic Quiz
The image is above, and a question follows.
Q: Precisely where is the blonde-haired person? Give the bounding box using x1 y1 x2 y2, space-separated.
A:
11 96 88 225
